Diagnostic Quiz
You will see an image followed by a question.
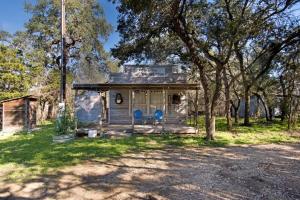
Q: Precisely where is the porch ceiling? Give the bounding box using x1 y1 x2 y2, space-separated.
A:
73 83 200 91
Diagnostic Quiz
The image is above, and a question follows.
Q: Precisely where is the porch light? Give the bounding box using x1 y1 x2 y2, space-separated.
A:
115 93 123 104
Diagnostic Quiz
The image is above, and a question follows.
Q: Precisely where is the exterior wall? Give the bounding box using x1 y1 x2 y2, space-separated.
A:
1 97 37 132
75 91 102 127
3 99 25 132
109 90 130 124
237 96 267 117
110 65 188 84
166 90 188 123
108 89 188 124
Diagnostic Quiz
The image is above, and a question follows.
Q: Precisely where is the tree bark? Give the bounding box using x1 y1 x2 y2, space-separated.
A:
230 99 240 124
200 69 215 140
223 68 232 131
244 87 251 126
279 75 288 121
268 106 273 121
254 92 270 121
47 103 53 119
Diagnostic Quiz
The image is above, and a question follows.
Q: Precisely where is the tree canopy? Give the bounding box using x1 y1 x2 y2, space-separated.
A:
112 0 300 139
0 45 30 100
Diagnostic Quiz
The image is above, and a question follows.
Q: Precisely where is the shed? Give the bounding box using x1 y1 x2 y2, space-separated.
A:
0 95 37 133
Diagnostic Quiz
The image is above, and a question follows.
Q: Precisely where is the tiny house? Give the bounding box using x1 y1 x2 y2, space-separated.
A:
73 65 199 132
0 96 37 133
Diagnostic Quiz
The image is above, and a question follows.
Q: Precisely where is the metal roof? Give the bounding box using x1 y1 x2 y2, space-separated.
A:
0 95 37 103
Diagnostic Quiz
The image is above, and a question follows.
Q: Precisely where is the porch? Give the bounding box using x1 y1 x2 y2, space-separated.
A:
73 83 200 134
76 123 197 138
104 124 197 135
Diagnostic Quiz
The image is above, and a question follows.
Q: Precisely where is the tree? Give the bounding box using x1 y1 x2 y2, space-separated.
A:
22 0 111 90
112 0 242 140
14 0 112 110
0 45 30 100
0 30 11 43
276 48 300 129
225 0 300 125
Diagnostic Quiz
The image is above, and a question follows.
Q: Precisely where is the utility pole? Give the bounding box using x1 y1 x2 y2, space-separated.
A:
60 0 66 104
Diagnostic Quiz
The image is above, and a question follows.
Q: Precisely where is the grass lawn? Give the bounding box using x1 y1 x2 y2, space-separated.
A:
0 118 299 183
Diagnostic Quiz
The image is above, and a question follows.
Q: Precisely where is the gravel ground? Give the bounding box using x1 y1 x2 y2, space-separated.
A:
0 143 300 200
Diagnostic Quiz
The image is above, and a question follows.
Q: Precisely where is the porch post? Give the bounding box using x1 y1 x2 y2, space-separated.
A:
99 91 103 134
74 89 78 131
146 90 150 115
165 89 168 121
195 89 199 134
162 89 166 132
131 90 135 131
129 89 131 116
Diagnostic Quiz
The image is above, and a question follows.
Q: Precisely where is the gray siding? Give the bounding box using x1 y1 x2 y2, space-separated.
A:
109 89 188 124
75 91 101 126
109 90 131 124
166 91 188 123
109 65 188 84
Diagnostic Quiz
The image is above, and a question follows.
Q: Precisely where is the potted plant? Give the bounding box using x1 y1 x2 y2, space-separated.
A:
53 106 75 143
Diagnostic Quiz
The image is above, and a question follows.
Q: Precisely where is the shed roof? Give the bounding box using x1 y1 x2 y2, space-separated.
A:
0 95 37 103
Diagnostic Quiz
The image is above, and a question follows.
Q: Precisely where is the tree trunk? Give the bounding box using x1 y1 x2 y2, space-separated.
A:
207 115 215 140
40 101 46 122
202 79 215 140
254 93 270 121
231 99 240 124
268 106 273 121
234 107 239 124
199 68 217 141
244 87 251 126
279 76 288 121
223 69 232 131
47 103 53 119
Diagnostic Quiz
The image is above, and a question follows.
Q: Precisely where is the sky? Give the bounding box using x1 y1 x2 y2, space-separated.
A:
0 1 299 52
0 0 120 51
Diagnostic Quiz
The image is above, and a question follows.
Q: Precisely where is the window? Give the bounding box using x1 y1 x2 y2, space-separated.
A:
172 94 181 104
132 67 166 77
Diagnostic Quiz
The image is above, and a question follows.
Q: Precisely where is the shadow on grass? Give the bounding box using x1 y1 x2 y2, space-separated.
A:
188 116 299 133
0 120 299 182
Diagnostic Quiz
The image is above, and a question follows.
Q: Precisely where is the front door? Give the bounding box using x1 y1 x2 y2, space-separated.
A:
150 90 163 115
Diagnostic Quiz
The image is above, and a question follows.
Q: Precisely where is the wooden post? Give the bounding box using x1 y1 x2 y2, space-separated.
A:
131 90 135 131
74 89 78 131
108 91 111 124
24 98 29 132
129 90 131 116
99 91 103 135
162 89 166 132
146 90 150 115
195 89 199 134
165 89 168 121
2 103 4 131
60 0 66 103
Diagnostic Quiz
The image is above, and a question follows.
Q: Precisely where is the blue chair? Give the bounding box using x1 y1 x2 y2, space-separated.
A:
154 110 163 123
134 109 143 124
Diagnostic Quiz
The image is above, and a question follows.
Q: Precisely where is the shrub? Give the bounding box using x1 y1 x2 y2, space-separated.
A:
55 107 75 135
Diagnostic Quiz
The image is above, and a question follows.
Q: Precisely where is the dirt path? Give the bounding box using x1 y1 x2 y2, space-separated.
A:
1 143 300 200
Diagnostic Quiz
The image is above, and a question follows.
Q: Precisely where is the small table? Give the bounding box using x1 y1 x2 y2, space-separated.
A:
143 115 154 124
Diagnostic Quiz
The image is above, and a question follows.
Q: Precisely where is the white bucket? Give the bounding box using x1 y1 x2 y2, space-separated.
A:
88 129 97 138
